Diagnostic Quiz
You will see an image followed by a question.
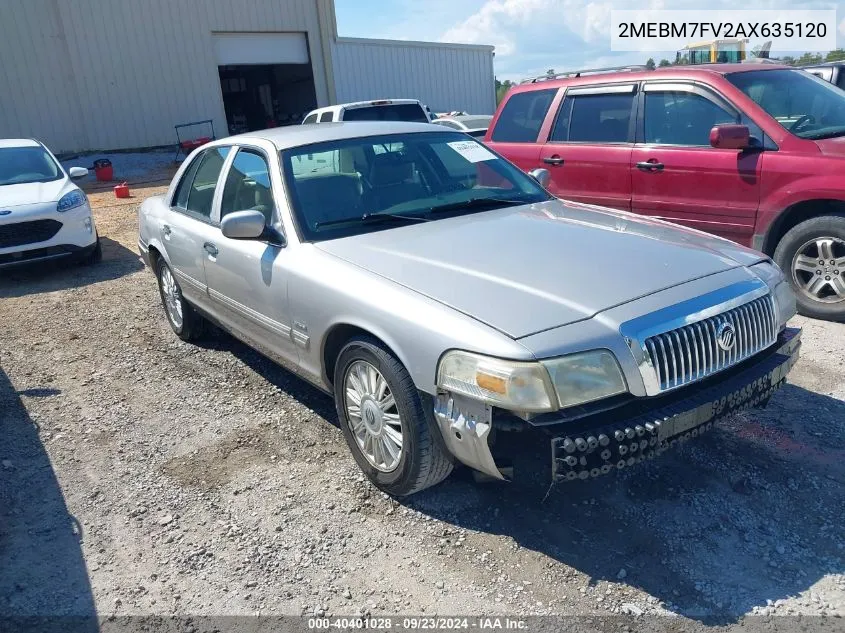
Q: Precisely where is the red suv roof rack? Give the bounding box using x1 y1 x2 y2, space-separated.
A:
521 65 649 84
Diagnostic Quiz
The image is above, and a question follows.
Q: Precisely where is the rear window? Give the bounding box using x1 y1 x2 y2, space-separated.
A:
342 104 429 123
491 89 556 143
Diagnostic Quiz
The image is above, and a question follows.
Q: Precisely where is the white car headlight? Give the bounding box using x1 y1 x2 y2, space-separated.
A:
541 350 627 408
436 351 556 412
436 349 629 412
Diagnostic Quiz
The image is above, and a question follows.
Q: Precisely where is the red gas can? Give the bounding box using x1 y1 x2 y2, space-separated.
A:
114 182 130 198
93 158 113 182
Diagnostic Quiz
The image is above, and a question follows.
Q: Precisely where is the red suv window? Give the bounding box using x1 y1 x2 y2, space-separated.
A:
491 89 556 143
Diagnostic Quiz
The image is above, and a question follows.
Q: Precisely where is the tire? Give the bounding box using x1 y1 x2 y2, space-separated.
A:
774 214 845 322
333 336 453 496
79 237 102 265
155 258 203 341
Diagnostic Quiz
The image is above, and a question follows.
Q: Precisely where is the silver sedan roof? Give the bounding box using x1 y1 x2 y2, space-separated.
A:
228 122 448 151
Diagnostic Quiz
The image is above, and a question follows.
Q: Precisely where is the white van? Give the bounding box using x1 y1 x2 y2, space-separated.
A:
302 100 433 124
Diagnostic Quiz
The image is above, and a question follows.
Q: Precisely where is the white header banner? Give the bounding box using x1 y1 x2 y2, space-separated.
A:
610 10 837 53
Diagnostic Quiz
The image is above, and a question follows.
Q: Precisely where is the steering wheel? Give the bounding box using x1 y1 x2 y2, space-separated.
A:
790 114 815 132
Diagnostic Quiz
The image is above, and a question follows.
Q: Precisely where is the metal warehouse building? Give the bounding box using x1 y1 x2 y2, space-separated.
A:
0 0 495 154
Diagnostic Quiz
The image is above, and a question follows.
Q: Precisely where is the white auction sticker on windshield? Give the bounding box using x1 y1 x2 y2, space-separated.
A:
446 140 497 163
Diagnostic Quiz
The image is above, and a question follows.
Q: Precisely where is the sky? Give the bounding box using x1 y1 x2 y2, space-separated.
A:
334 0 845 82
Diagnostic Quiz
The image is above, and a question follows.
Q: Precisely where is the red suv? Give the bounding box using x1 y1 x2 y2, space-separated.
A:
485 64 845 322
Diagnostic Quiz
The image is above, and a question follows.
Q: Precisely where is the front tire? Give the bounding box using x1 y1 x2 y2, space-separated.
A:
155 258 203 341
774 214 845 322
333 337 453 496
79 237 102 266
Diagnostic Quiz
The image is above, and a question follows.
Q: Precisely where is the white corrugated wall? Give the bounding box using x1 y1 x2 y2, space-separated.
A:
331 38 496 115
0 0 495 154
0 0 332 153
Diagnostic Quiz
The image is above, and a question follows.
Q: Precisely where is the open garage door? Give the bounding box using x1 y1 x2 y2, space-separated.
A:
213 33 317 133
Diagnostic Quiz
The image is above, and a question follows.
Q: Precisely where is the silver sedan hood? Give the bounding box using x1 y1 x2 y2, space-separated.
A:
315 199 766 339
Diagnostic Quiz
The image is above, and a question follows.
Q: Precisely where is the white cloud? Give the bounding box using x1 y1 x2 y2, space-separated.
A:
440 0 845 80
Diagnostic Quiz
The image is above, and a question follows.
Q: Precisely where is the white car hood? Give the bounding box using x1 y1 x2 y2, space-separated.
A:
0 179 71 208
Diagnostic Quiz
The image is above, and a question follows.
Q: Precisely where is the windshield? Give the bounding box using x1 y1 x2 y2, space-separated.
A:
0 146 62 186
342 104 429 123
727 69 845 140
282 131 552 241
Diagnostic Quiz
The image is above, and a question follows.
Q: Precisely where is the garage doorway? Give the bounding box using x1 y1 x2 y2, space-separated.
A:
218 64 316 134
212 32 318 134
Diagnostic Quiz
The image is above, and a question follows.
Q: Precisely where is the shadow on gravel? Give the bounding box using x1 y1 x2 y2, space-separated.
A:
194 326 338 424
0 369 98 629
0 237 142 299
406 384 845 625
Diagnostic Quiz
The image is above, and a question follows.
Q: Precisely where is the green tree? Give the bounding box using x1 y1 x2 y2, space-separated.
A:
495 77 514 104
778 55 796 66
658 58 671 67
825 48 845 62
795 52 823 66
645 57 656 70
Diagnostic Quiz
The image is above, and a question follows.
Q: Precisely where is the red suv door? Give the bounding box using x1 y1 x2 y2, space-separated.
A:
538 84 637 210
630 82 763 246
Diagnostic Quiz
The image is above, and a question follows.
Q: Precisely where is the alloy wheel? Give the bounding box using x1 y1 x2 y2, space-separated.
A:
343 360 404 472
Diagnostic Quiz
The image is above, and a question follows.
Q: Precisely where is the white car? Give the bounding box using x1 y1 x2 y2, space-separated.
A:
0 139 100 269
432 115 493 138
302 99 430 124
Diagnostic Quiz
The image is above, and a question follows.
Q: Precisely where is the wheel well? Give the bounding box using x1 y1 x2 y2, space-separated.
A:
322 324 390 387
147 245 161 270
762 199 845 255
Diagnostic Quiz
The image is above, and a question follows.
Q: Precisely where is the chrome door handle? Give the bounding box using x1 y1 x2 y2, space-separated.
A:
203 242 218 257
543 156 564 166
636 161 664 171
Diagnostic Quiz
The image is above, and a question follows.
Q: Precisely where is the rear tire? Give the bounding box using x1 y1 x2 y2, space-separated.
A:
774 214 845 322
155 258 203 341
333 336 453 496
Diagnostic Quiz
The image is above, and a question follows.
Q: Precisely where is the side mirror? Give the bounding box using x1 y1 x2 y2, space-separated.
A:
221 210 266 240
528 168 551 188
710 124 751 150
68 166 89 179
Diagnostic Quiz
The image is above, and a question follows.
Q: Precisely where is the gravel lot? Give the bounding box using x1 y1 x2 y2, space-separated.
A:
1 181 844 630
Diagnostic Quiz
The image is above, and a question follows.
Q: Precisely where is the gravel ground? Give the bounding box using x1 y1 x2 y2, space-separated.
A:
1 183 844 630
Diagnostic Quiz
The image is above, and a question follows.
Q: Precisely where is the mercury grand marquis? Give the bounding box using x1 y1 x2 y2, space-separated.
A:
138 121 801 496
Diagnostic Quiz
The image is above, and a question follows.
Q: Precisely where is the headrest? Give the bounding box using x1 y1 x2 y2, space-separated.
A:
370 152 413 186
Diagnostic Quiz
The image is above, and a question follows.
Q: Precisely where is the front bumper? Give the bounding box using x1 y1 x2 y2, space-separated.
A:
434 328 801 483
552 327 801 481
0 205 97 268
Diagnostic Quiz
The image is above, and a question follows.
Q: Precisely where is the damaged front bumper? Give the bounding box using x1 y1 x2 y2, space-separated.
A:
434 327 801 483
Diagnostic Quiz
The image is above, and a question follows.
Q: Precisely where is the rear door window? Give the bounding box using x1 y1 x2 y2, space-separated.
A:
551 92 635 143
490 89 556 143
319 111 334 123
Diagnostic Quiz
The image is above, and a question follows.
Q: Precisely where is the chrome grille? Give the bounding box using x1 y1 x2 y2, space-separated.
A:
644 294 777 392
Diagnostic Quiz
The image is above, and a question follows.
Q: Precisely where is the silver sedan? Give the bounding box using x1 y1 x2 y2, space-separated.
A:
139 121 800 496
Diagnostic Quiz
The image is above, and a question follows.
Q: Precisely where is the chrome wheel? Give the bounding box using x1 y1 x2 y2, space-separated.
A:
343 360 403 473
792 237 845 304
160 265 184 328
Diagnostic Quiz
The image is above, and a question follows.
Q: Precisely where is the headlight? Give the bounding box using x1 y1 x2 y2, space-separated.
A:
57 190 87 212
436 351 556 412
436 349 629 412
541 350 627 408
752 261 796 327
